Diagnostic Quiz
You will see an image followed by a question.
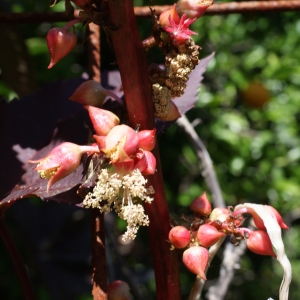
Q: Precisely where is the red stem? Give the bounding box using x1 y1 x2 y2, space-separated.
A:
0 218 36 300
88 22 107 300
63 18 81 30
107 0 181 298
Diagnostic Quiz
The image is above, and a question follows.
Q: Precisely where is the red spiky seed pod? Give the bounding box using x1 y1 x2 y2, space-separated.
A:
246 230 276 257
182 246 209 280
190 191 212 217
169 226 191 249
197 224 225 248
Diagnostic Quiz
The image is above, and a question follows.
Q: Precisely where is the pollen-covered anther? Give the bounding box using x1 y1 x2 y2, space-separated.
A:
152 83 171 117
37 166 59 179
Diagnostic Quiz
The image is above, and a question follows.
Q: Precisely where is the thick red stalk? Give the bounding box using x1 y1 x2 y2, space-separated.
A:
107 0 181 298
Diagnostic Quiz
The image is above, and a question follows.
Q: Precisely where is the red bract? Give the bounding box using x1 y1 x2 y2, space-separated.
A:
85 106 120 136
46 26 77 69
246 230 276 257
182 246 208 280
29 142 99 192
137 129 156 151
197 224 225 248
176 0 214 19
107 280 131 300
159 4 181 28
169 226 191 249
190 191 212 217
134 149 156 175
164 14 197 46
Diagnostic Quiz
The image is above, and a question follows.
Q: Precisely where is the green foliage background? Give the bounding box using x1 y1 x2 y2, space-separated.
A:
1 0 300 299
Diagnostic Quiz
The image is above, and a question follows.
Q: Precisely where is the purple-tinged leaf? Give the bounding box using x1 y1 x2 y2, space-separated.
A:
0 78 86 200
172 52 215 115
0 114 93 205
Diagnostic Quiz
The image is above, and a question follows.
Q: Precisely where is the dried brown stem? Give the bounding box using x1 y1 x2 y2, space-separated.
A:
88 23 101 83
1 1 300 23
106 0 181 298
87 22 107 300
91 210 107 300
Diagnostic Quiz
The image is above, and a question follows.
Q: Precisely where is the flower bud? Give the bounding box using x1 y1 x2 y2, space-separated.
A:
107 280 131 300
164 14 197 46
85 106 120 136
134 149 156 175
209 207 229 223
182 246 208 280
29 142 99 192
246 230 276 257
69 81 106 107
197 224 225 248
169 226 191 249
190 191 212 217
69 80 123 107
46 26 77 69
159 4 180 28
137 129 156 151
176 0 214 19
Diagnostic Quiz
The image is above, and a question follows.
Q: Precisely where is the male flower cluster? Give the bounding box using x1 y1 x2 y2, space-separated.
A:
169 192 289 279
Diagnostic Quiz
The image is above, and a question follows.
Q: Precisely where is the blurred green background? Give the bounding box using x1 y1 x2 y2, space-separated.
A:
1 0 300 299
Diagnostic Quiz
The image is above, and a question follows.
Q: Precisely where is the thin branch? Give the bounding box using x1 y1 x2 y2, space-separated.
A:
0 218 36 300
1 1 300 23
206 242 247 300
134 1 300 16
176 115 225 208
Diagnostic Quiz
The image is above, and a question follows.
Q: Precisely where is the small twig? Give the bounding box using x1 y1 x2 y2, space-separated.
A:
176 115 225 208
177 114 227 298
0 216 36 300
206 242 247 300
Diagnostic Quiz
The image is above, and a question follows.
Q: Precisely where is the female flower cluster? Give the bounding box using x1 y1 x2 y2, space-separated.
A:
168 192 289 279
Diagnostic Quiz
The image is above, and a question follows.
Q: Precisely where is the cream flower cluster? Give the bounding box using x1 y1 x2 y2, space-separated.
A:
83 168 154 241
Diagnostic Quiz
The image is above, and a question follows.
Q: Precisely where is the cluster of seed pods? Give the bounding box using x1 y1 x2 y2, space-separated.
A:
168 192 289 279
